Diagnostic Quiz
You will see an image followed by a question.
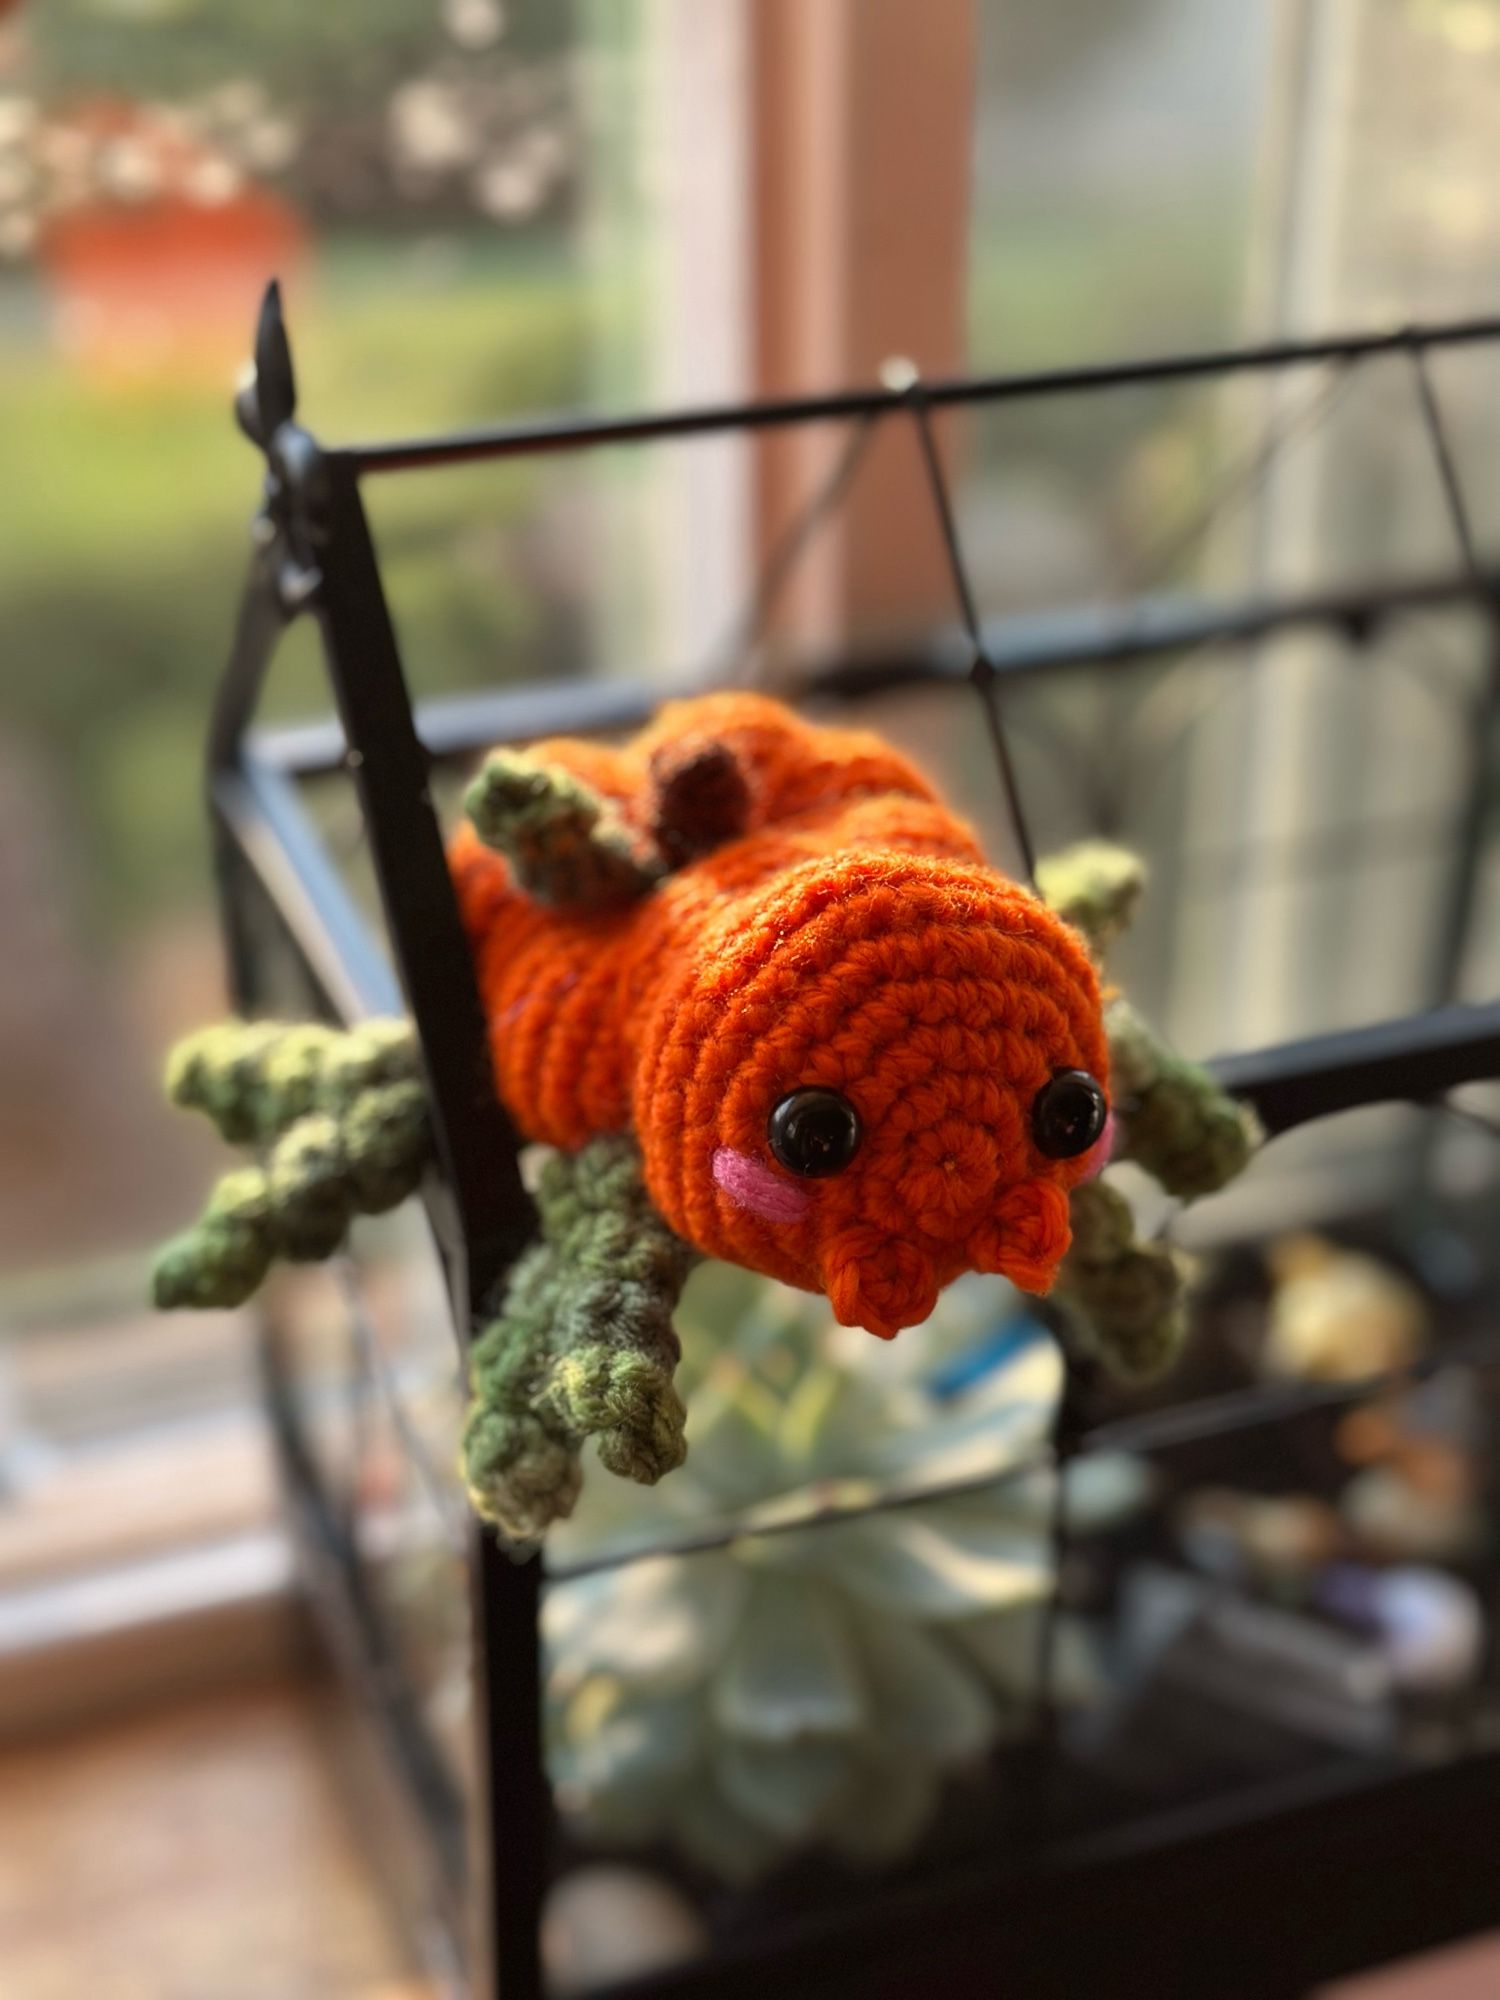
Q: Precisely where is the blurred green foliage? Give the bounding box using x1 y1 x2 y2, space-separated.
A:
0 238 595 927
969 211 1242 378
24 0 571 132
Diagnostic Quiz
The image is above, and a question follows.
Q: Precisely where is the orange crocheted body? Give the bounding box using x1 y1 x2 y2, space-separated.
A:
449 693 1108 1337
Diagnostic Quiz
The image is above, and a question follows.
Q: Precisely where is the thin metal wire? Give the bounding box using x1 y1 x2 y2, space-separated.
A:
1088 1320 1500 1459
547 1436 1057 1583
1110 360 1358 599
546 1313 1500 1582
1366 616 1482 715
903 378 1038 882
707 415 877 684
909 365 1359 1802
335 1257 471 1557
1408 341 1483 579
1434 1097 1500 1144
344 311 1500 475
1091 364 1360 829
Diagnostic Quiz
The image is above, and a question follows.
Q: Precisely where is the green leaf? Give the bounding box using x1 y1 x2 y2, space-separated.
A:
866 1336 1062 1486
713 1737 850 1842
824 1502 1052 1620
711 1575 866 1744
851 1609 997 1763
815 1749 942 1866
551 1682 703 1832
666 1777 786 1887
544 1554 745 1699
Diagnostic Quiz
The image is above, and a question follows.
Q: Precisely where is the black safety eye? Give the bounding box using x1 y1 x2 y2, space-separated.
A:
1031 1069 1108 1159
768 1088 863 1179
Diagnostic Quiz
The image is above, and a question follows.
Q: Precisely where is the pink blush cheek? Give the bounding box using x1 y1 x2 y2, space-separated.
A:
711 1146 812 1226
1078 1111 1119 1184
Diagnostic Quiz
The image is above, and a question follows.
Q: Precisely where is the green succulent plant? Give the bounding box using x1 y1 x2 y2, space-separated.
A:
544 1266 1148 1883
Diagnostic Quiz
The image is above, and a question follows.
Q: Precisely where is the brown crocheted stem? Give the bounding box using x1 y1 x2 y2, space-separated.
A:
647 739 753 867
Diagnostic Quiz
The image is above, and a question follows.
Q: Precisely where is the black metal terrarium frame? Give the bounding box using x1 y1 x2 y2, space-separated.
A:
210 284 1500 2000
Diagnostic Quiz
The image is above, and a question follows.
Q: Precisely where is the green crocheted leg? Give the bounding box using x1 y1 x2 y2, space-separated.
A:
1106 999 1261 1199
462 1135 696 1541
153 1020 430 1310
465 752 660 909
1034 844 1258 1381
1036 842 1146 957
1035 842 1259 1192
1053 1005 1259 1380
165 1018 418 1144
1057 1179 1189 1382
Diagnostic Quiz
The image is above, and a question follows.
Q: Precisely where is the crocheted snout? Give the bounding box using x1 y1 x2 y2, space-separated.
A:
820 1162 1076 1338
641 852 1109 1338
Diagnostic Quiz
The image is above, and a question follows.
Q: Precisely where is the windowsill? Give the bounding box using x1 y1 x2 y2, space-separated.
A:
0 1528 301 1740
1 1290 302 1736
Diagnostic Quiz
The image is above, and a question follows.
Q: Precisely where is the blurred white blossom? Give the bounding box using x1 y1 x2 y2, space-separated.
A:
390 79 479 175
444 0 507 53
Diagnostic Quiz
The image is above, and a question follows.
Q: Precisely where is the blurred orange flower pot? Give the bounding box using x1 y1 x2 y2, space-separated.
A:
37 101 307 381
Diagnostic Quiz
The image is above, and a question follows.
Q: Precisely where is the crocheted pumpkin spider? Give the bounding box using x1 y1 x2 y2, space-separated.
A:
155 693 1256 1539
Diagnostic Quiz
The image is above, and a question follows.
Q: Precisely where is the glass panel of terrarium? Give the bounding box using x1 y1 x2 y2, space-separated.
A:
1042 1122 1500 1839
545 1258 1070 1578
339 1212 474 1811
1051 1346 1500 1840
540 1439 1106 1989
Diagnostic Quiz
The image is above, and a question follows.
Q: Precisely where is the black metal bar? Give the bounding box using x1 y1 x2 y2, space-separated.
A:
311 455 532 1288
309 452 548 2000
809 566 1500 693
603 1748 1500 2000
340 312 1500 475
253 564 1500 783
256 674 658 783
214 757 398 1021
1212 996 1500 1134
207 535 287 781
472 1527 543 2000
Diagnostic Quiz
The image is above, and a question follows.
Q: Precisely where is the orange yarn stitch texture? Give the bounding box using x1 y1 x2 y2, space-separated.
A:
449 692 1109 1339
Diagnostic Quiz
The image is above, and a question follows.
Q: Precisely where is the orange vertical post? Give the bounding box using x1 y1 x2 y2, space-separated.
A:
748 0 978 646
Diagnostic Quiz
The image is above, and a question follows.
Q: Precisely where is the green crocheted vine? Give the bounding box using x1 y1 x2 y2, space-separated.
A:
1040 845 1261 1381
1105 997 1260 1200
152 1018 696 1544
151 815 1259 1536
465 752 660 909
462 1135 698 1542
152 1019 430 1309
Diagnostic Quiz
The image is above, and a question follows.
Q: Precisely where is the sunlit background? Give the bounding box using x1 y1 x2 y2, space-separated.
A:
4 3 1500 1996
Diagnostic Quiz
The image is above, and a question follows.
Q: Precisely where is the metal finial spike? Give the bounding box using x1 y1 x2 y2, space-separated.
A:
252 278 297 443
